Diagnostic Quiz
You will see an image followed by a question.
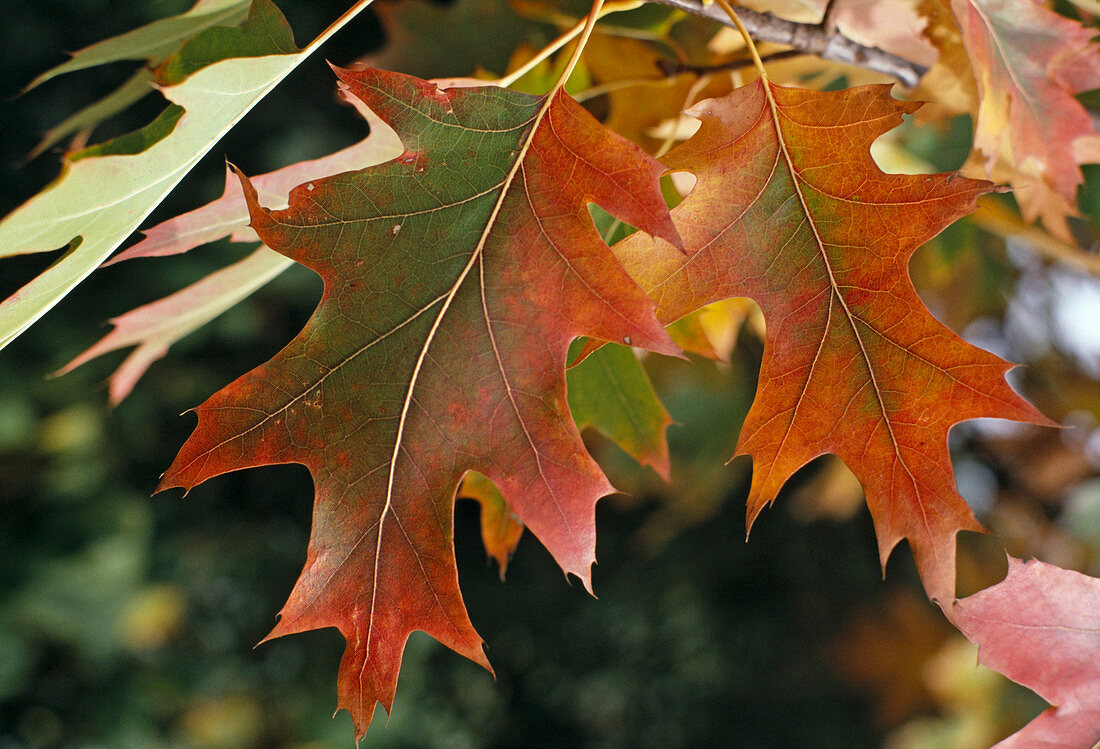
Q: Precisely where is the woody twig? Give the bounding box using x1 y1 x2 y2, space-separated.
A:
648 0 928 87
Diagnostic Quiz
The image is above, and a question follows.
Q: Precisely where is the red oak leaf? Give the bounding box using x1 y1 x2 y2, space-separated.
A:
612 79 1052 603
953 557 1100 747
159 66 680 738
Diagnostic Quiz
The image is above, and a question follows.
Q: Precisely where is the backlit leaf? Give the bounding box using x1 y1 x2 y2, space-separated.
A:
21 0 250 91
612 79 1051 602
458 471 525 579
951 0 1100 238
26 70 156 162
0 0 376 351
567 341 673 480
55 247 292 406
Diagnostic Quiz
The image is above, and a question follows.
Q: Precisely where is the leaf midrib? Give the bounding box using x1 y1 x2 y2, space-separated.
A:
364 96 553 653
759 81 931 541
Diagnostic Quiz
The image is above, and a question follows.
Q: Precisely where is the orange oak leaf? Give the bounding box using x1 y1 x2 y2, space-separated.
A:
457 471 525 579
158 66 680 738
950 0 1100 238
953 557 1100 747
612 79 1052 603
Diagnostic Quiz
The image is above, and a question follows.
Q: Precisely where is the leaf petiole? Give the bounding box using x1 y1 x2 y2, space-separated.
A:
496 0 639 89
711 0 770 83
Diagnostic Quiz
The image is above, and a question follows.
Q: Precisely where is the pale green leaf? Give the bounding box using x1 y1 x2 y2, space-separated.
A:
567 342 673 479
0 0 377 351
27 70 155 162
23 0 251 91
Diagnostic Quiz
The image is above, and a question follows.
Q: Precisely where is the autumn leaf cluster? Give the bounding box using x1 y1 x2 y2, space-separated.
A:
3 0 1100 745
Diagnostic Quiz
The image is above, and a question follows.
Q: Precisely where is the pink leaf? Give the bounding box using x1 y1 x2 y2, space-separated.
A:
952 556 1100 748
57 247 290 404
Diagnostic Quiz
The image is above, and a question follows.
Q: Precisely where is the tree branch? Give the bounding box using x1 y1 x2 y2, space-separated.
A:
819 0 840 36
646 0 928 87
657 49 803 76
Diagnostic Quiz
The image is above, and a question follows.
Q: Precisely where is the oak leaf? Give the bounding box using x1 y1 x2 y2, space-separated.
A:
953 557 1100 747
457 471 525 578
950 0 1100 238
912 0 979 120
159 66 680 737
612 79 1051 602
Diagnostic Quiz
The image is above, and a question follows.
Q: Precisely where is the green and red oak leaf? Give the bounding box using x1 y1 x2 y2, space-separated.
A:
611 79 1052 604
158 65 681 736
